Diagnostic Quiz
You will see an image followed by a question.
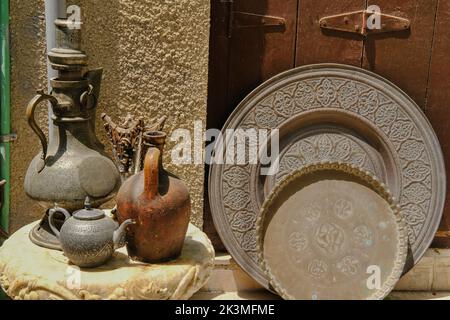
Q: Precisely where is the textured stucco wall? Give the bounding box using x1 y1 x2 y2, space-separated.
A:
9 0 210 232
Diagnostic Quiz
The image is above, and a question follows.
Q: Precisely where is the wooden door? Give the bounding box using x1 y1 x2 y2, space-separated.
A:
426 0 450 247
206 0 298 249
207 0 450 249
295 0 449 247
296 0 366 66
295 1 437 107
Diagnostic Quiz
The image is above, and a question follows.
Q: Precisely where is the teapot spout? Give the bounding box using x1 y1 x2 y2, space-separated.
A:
113 219 135 250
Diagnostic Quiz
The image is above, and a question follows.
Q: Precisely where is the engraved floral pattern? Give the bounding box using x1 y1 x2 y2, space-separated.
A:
399 140 425 161
223 189 250 211
390 121 414 142
294 83 315 109
358 91 379 117
316 79 337 107
308 260 328 279
241 230 257 252
336 256 360 276
402 204 426 227
404 161 431 182
334 199 353 220
230 212 254 233
315 223 345 254
375 103 398 127
255 105 278 129
338 82 359 107
303 203 322 222
274 92 295 117
223 166 250 188
353 225 374 247
403 183 431 204
288 232 308 252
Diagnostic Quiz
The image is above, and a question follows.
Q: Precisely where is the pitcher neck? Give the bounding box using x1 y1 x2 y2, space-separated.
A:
49 116 101 150
142 131 167 169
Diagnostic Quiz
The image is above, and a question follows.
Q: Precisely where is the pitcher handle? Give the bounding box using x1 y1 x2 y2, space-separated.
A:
48 206 71 239
143 147 160 200
26 90 58 162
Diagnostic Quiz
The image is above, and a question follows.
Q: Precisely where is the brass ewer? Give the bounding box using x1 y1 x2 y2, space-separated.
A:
25 18 120 250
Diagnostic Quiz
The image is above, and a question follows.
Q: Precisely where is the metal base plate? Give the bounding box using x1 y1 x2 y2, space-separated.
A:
29 209 65 251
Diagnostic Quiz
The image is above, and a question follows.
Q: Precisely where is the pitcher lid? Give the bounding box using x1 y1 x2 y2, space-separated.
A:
73 197 105 221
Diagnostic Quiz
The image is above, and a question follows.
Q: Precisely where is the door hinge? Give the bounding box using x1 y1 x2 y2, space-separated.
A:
0 133 17 143
232 12 286 31
320 9 410 37
215 0 286 38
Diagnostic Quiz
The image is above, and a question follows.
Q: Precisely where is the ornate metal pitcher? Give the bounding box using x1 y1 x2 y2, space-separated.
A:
25 18 120 250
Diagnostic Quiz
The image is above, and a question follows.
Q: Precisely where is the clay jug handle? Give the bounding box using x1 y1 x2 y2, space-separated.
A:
26 90 58 164
143 147 160 199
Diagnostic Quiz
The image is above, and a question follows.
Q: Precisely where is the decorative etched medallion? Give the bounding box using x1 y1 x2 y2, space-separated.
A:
334 199 353 220
209 65 445 290
308 260 328 279
315 223 345 254
316 79 337 107
288 232 308 252
353 225 374 247
336 256 360 276
303 203 322 222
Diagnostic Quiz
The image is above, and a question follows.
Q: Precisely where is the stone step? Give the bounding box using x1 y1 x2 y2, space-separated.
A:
388 292 450 300
191 291 450 300
192 291 280 300
201 249 450 295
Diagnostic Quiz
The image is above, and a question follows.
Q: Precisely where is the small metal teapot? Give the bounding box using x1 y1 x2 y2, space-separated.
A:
49 197 135 268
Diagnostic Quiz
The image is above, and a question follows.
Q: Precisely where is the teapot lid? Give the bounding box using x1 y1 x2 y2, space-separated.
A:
73 197 105 221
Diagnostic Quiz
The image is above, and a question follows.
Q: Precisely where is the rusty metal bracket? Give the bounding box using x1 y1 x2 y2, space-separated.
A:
232 12 286 30
320 10 410 37
215 0 286 38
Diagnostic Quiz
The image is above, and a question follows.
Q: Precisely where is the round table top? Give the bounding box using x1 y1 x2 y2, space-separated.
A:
0 221 215 300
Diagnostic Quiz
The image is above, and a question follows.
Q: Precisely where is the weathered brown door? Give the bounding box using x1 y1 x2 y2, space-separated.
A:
207 0 450 249
425 0 450 247
206 0 298 249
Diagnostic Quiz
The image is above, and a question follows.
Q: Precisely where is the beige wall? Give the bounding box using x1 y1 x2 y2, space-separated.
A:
9 0 210 231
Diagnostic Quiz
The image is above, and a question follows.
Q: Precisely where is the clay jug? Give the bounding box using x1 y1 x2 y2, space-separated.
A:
116 131 191 262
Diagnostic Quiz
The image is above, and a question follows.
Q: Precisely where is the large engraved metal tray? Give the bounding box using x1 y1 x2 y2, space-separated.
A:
256 162 408 300
208 64 446 289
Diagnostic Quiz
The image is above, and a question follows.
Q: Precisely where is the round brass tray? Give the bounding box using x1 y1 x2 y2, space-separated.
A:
256 162 408 300
208 64 446 289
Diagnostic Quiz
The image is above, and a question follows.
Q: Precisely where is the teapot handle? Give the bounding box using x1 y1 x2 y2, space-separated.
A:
48 206 71 239
26 90 58 164
143 147 160 200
